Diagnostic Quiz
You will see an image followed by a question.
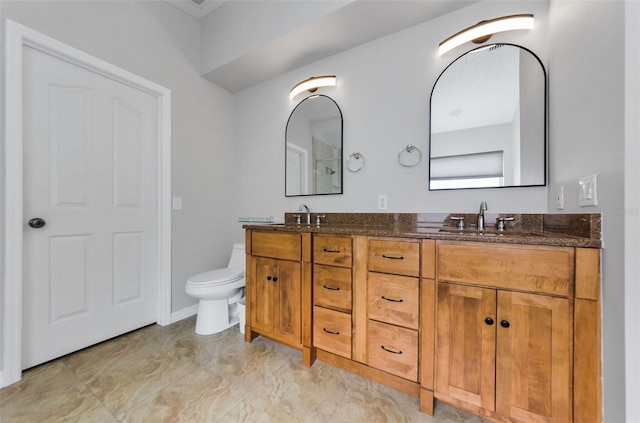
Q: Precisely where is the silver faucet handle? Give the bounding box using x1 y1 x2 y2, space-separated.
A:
315 214 326 225
496 216 515 231
293 214 302 225
450 216 465 230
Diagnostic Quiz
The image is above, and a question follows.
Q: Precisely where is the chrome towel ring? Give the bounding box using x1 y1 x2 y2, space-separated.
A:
398 145 422 167
347 152 365 172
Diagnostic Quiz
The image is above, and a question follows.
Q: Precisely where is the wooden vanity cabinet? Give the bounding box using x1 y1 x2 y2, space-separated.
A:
431 241 597 423
245 227 601 422
245 230 313 364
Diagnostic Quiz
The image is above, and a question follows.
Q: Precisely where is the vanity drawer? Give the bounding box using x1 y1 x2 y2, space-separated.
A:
368 239 420 277
251 232 301 261
313 306 352 359
367 319 418 381
314 234 352 267
314 264 352 313
437 241 574 296
368 272 419 329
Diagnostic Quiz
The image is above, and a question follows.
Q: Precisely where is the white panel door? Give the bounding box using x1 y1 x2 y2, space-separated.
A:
22 46 158 369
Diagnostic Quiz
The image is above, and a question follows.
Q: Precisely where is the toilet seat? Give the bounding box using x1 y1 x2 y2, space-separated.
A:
187 268 244 286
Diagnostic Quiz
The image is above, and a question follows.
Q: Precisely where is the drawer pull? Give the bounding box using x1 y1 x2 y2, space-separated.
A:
323 248 341 253
323 285 340 291
323 328 340 335
381 296 403 303
381 345 403 355
382 254 404 260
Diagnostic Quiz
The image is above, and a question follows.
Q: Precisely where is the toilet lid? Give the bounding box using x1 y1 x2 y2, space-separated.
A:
187 268 244 286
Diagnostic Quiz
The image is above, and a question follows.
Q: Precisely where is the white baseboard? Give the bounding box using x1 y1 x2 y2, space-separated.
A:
170 304 198 324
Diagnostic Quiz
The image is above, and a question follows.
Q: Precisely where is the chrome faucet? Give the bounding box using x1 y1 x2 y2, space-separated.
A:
477 201 488 231
298 204 311 225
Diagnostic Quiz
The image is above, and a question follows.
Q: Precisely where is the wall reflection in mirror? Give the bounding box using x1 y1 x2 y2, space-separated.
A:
429 44 547 190
286 95 343 196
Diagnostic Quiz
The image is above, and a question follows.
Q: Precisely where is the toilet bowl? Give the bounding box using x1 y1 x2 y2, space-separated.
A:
186 243 246 335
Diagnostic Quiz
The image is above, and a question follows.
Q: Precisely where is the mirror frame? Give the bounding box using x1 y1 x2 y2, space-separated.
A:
428 43 547 191
285 94 344 197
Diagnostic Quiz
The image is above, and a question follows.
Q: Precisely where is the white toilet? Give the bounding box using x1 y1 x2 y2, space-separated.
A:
186 243 246 335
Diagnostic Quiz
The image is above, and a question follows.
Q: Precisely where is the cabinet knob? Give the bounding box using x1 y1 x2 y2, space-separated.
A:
272 277 278 282
485 317 494 325
500 320 510 328
266 276 272 281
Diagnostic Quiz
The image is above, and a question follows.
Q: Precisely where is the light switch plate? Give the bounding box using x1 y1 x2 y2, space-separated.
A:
579 174 597 207
556 186 564 210
172 196 182 210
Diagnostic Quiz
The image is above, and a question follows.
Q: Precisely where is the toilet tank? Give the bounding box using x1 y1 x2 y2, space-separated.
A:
228 243 246 271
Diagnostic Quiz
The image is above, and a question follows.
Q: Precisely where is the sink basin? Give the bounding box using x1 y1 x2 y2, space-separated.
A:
438 229 544 237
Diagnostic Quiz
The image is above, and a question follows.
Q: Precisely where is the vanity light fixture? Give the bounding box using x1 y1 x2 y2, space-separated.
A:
290 75 336 100
438 14 534 56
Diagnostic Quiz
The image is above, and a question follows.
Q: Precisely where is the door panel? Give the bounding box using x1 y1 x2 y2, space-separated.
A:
50 86 90 206
435 282 497 411
49 235 90 322
496 291 571 422
276 260 302 346
22 46 158 369
251 257 277 333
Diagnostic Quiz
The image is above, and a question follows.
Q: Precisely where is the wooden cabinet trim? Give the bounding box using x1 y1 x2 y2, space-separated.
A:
574 298 602 423
575 248 600 300
352 235 369 364
420 278 436 392
421 239 436 279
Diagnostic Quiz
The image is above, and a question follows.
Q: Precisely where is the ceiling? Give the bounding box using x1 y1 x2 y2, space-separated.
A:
165 0 479 93
164 0 227 19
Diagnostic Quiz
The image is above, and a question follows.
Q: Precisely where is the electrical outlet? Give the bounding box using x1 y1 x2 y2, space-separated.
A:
172 196 182 210
556 186 564 210
378 195 388 210
579 174 598 207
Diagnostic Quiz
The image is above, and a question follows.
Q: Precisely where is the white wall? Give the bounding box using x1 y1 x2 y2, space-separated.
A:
625 1 640 421
231 0 550 242
548 1 625 421
0 0 234 314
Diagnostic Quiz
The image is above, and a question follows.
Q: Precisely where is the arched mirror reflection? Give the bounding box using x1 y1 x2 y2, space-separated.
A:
429 44 547 190
286 95 343 196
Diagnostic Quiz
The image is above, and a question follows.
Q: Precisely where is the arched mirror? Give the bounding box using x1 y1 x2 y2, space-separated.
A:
429 44 547 190
286 95 343 196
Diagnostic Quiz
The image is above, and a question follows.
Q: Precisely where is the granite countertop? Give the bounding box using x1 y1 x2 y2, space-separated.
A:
242 213 602 249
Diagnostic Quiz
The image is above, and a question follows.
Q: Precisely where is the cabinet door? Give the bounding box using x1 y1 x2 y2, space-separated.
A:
435 282 497 411
496 291 571 422
275 259 302 346
251 257 278 334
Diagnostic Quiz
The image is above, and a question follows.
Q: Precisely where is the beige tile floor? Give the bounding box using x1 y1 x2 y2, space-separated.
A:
0 316 489 422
